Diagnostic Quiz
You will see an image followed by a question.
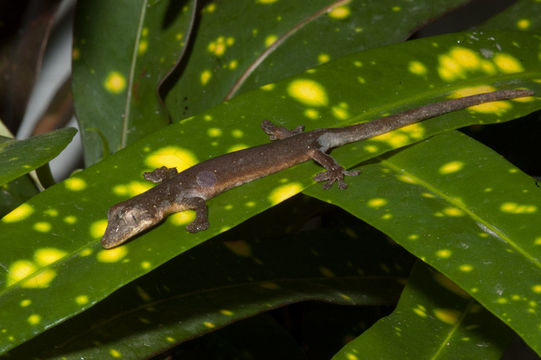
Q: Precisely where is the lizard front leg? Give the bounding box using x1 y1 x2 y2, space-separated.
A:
261 120 304 140
309 149 360 190
182 197 210 233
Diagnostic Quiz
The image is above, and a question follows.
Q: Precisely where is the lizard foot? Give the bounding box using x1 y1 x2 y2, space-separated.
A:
144 166 178 183
313 167 361 190
186 218 209 233
261 120 304 140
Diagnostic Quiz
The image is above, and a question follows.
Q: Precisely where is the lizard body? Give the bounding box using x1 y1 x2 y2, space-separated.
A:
101 89 533 248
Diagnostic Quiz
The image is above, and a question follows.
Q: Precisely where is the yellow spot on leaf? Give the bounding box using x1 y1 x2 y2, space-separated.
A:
451 47 480 69
207 127 222 137
90 220 108 239
346 353 359 360
35 248 67 266
319 266 335 277
113 181 152 197
304 108 319 119
65 177 87 191
20 299 32 307
64 215 77 224
220 309 234 316
75 295 89 305
413 305 427 318
27 314 41 325
97 247 128 263
200 69 212 85
72 48 80 60
434 308 460 325
517 18 531 30
288 79 328 107
228 59 238 70
224 240 252 257
328 5 350 19
398 174 417 184
439 161 464 174
80 248 93 257
392 5 401 11
265 34 278 47
103 71 126 94
44 208 58 217
408 60 427 75
231 129 244 138
7 260 36 286
141 261 151 270
318 53 330 64
169 210 196 226
451 85 511 114
500 202 537 214
227 144 248 153
459 264 474 272
145 146 198 172
443 207 464 217
33 222 51 233
436 249 452 258
203 321 215 328
261 83 275 91
531 285 541 293
367 198 387 208
258 0 278 3
2 203 34 223
23 269 57 288
268 183 302 205
138 40 148 55
331 103 349 119
534 237 541 246
204 3 216 12
494 53 524 73
109 349 122 358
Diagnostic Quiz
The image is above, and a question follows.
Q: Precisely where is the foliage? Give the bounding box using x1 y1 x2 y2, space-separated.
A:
1 0 541 358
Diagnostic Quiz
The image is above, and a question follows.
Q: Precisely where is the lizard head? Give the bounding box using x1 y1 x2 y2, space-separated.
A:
101 200 160 249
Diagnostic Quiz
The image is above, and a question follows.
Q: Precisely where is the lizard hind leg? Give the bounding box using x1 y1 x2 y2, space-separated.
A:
261 120 304 140
309 149 360 190
143 166 179 184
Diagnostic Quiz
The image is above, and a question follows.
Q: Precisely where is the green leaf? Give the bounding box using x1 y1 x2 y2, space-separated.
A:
165 0 471 120
305 131 541 355
0 30 539 354
0 177 38 218
72 0 197 165
0 128 77 186
4 211 409 358
481 0 541 32
333 262 514 360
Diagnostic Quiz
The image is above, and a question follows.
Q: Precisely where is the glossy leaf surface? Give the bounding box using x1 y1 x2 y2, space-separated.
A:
165 0 470 120
481 0 541 32
4 211 410 358
0 128 76 186
333 262 514 360
305 131 541 355
0 177 39 218
0 31 539 354
72 0 197 165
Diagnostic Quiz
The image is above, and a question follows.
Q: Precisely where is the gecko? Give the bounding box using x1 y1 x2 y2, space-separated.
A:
101 89 533 248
